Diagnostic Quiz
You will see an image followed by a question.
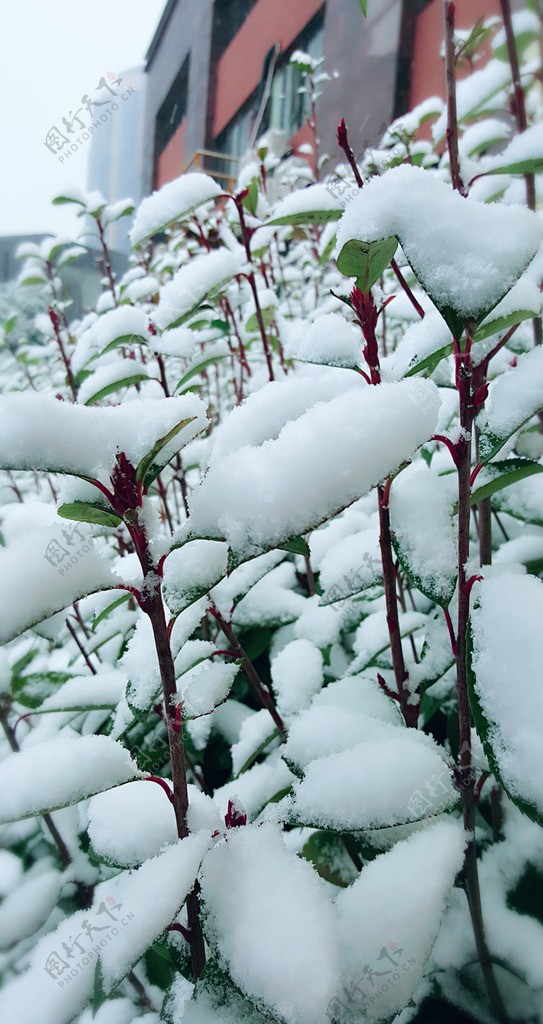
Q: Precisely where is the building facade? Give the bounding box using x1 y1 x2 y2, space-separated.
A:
142 0 523 195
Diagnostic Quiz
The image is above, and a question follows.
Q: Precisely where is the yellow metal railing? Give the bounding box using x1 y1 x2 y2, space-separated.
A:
183 149 239 191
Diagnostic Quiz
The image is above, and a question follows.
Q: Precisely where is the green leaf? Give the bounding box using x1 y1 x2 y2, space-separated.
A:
57 500 122 528
359 0 368 13
302 830 359 887
267 208 343 226
474 306 537 343
136 415 197 487
336 237 398 293
93 959 108 1015
175 355 229 394
92 592 131 629
83 373 149 406
243 178 260 216
11 671 72 709
245 305 276 333
391 530 456 607
279 536 310 557
173 957 276 1024
467 625 543 828
456 18 494 64
469 458 543 506
478 157 543 179
52 192 87 208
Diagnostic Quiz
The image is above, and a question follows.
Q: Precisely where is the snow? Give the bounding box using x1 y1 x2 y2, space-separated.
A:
163 540 229 612
155 250 244 331
318 525 382 604
40 671 127 712
0 836 209 1024
290 732 457 830
389 464 457 603
77 357 149 405
493 10 540 56
350 609 426 675
293 313 361 368
200 822 339 1024
470 572 543 817
285 705 401 770
0 735 140 824
0 393 207 483
479 346 543 457
120 616 160 713
334 820 465 1022
433 60 512 140
87 780 177 867
312 674 403 724
336 165 542 324
203 373 355 469
213 757 294 821
130 173 222 246
73 306 149 374
0 523 114 643
175 660 240 718
148 325 196 360
270 638 323 717
484 122 543 174
188 378 440 557
231 709 279 776
99 833 210 992
232 561 305 627
0 869 62 948
268 183 343 223
381 310 452 381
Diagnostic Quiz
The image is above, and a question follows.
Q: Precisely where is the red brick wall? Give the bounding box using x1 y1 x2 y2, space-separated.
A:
213 0 324 138
155 117 187 188
410 0 506 109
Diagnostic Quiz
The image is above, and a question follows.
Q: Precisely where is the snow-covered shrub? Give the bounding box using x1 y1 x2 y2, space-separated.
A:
1 4 543 1022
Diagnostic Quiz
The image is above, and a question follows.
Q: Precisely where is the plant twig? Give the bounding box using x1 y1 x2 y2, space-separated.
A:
443 1 466 195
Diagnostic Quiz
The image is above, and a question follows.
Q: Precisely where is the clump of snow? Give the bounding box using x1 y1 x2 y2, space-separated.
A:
290 733 457 829
155 250 244 330
163 540 229 612
334 820 465 1021
77 357 150 405
200 822 339 1023
0 393 207 483
130 173 222 246
479 346 543 457
88 780 177 866
0 523 114 643
270 638 324 717
268 183 343 224
73 306 149 374
336 165 542 323
175 660 240 718
0 735 140 823
390 464 457 603
293 313 361 368
188 378 440 557
470 572 543 816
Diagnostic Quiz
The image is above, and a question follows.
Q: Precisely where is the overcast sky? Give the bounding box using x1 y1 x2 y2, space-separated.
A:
0 0 165 240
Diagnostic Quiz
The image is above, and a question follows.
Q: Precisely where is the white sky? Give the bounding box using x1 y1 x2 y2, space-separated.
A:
0 0 165 239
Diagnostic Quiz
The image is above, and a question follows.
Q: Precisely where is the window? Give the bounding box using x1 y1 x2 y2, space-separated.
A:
267 20 324 137
155 57 190 157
